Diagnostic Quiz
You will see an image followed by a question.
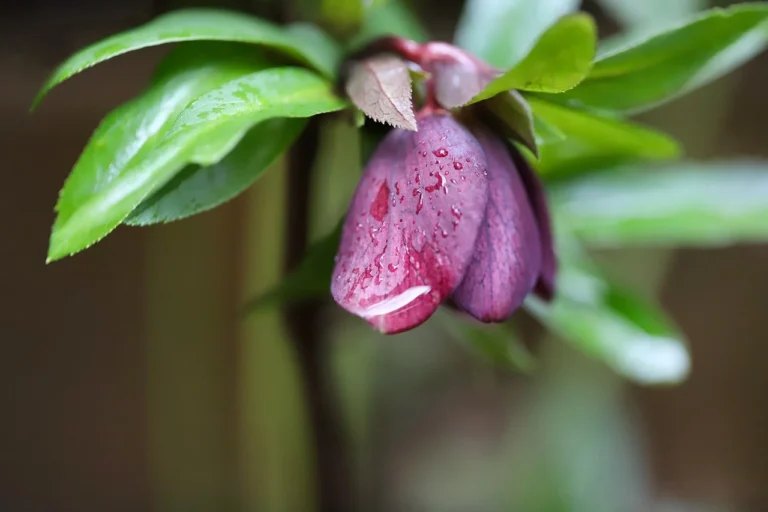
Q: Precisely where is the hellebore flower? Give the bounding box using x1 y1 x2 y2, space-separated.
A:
332 39 556 334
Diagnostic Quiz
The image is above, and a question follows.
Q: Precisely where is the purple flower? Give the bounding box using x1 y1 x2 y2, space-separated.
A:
332 40 556 334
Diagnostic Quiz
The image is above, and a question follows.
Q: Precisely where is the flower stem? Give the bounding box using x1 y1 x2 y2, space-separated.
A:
285 117 356 512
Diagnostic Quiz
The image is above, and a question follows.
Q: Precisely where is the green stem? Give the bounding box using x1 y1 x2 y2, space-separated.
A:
285 117 357 512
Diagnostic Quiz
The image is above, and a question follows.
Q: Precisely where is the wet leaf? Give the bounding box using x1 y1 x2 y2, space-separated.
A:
556 4 768 113
455 0 580 69
126 118 305 225
33 9 340 107
48 65 344 261
527 97 681 177
550 161 768 246
345 54 417 131
47 44 270 260
525 229 689 385
470 14 596 101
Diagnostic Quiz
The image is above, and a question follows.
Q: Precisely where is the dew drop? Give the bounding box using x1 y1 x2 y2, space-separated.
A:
370 182 390 221
453 161 463 170
421 151 428 157
374 251 385 270
387 263 398 273
433 148 449 158
425 173 443 193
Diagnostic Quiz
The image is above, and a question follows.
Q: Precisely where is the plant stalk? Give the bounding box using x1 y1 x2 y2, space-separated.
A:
285 117 356 512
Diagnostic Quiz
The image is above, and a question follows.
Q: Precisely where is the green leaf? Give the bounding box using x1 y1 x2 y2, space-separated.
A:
33 8 341 107
470 14 596 101
481 91 539 157
351 0 428 49
556 4 768 114
48 65 345 262
527 97 681 177
47 44 270 260
596 0 706 30
455 0 580 69
550 161 768 247
525 229 689 385
245 224 341 312
162 68 346 143
533 115 566 147
126 117 305 225
436 309 537 373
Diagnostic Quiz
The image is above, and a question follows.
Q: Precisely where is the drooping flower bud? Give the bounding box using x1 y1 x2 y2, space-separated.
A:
331 113 490 333
452 127 542 321
335 36 557 334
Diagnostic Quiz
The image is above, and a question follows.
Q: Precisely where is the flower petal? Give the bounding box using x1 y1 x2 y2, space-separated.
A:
453 128 542 322
512 146 556 300
331 113 489 333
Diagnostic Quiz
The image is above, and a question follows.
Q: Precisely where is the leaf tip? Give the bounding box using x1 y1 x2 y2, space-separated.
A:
30 88 48 112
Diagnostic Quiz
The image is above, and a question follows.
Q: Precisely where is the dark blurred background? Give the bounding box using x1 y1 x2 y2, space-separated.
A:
2 0 768 511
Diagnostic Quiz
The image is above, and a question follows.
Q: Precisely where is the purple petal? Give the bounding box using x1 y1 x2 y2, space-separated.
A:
510 146 556 301
331 113 489 334
452 128 542 322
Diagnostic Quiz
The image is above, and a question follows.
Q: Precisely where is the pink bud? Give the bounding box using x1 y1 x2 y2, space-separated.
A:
420 42 499 109
331 113 489 333
452 128 542 321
